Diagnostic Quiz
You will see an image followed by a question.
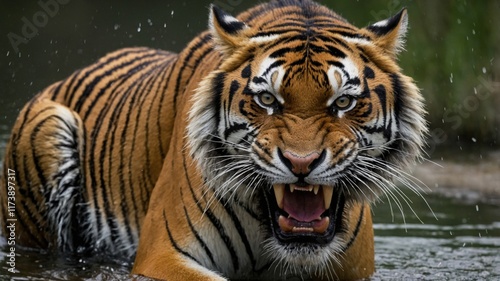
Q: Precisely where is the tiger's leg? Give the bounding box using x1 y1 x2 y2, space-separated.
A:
132 155 227 281
0 97 85 251
132 207 227 281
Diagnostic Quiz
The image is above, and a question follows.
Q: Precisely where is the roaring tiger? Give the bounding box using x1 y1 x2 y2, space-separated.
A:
0 0 427 280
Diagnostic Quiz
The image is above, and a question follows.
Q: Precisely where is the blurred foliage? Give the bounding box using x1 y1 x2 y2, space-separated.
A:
1 0 499 153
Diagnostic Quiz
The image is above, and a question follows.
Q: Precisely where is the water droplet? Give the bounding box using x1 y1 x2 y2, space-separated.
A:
457 18 461 24
472 29 476 35
472 137 477 142
171 10 174 17
114 24 120 30
482 67 487 74
449 73 453 83
476 205 479 211
6 51 10 56
148 19 153 26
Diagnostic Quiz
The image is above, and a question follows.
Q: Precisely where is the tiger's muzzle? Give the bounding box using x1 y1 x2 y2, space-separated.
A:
264 149 346 244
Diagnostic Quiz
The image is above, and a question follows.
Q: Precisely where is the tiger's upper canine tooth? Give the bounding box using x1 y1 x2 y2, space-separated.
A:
290 184 295 193
323 186 334 209
273 184 285 209
313 185 320 195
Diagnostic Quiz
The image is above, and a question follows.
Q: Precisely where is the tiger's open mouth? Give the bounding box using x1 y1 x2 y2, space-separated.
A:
265 183 345 244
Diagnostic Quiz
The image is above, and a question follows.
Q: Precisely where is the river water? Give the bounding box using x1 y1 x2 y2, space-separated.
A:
0 123 499 280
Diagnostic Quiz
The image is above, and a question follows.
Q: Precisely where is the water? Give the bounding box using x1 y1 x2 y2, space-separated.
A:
372 193 500 280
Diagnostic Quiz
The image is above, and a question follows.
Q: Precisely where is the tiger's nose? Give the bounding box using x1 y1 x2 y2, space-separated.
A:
278 150 323 175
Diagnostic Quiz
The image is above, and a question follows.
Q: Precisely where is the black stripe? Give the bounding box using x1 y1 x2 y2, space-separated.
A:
211 72 226 134
79 52 160 118
224 122 248 140
30 113 63 195
103 64 160 246
18 155 48 247
241 65 251 78
218 197 257 270
183 204 217 267
163 209 200 264
67 48 150 107
341 204 364 252
117 68 159 245
364 66 375 79
391 73 403 118
155 55 178 158
128 67 166 227
182 147 240 272
228 80 240 109
62 68 83 102
172 33 213 116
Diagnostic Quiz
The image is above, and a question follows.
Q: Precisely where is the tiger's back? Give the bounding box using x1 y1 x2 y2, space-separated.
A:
0 42 219 257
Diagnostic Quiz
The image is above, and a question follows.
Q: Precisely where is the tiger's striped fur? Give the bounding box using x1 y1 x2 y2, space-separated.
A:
0 1 427 280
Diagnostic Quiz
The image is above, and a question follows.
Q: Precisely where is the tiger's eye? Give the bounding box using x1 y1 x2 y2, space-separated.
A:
259 92 276 106
334 96 352 110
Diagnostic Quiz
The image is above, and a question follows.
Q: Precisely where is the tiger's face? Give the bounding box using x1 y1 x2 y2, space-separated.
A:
188 1 426 273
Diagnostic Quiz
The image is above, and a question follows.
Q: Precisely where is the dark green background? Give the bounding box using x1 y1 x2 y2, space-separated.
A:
1 0 499 156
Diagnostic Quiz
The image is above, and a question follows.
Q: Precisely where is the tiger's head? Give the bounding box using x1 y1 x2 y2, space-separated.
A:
188 0 426 275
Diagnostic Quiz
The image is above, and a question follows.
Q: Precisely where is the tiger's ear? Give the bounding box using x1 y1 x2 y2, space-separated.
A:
209 5 250 56
364 8 408 58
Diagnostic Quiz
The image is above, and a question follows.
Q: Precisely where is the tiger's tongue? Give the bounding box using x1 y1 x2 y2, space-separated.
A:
282 187 326 222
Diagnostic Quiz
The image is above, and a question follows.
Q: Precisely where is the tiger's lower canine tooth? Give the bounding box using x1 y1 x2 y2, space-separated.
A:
323 186 334 209
273 184 285 209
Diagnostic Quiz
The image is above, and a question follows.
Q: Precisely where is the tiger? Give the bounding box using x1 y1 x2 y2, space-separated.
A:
0 0 427 280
